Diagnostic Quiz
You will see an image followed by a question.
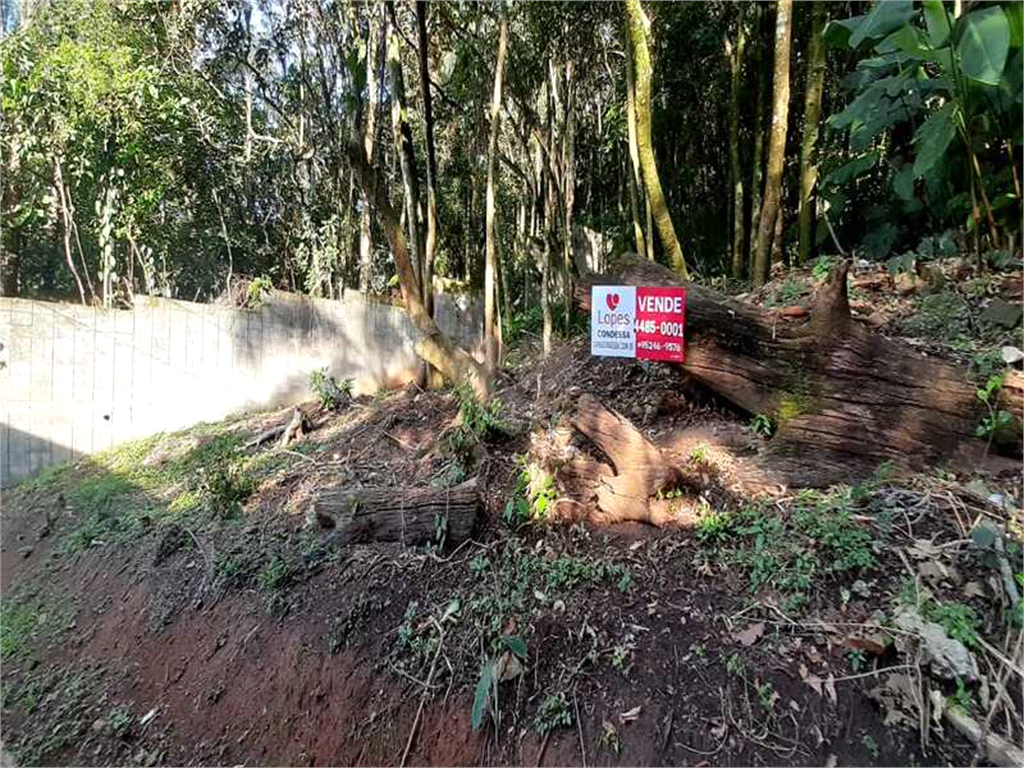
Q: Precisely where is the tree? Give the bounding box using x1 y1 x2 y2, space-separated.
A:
623 0 689 280
624 28 649 259
484 11 509 372
726 6 747 279
753 0 792 287
416 0 438 316
797 2 827 266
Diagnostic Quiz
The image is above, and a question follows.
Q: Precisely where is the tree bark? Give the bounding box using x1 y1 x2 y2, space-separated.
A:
416 0 438 317
359 6 385 292
562 60 576 331
797 1 827 266
753 0 792 287
624 34 649 260
623 0 689 280
577 253 1023 487
386 17 424 293
748 4 769 275
310 479 480 547
347 143 490 399
53 158 87 306
484 12 509 372
727 6 747 280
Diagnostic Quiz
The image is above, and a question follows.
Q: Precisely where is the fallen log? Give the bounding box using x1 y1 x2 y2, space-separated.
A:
308 479 480 547
578 254 1023 486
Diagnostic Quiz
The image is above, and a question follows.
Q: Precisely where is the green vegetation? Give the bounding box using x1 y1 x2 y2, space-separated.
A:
310 368 352 411
534 692 573 735
699 488 875 611
923 600 981 649
750 413 775 438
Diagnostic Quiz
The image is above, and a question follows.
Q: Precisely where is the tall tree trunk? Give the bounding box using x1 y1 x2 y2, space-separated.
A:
416 0 438 316
562 61 576 330
386 19 424 293
484 12 509 372
540 135 555 356
347 144 489 399
623 0 689 279
624 34 649 259
753 0 792 288
797 1 827 266
53 158 87 305
727 6 747 279
359 7 385 292
748 5 768 273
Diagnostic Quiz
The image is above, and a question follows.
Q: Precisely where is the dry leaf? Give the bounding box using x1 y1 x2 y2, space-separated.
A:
824 674 837 704
844 634 890 656
629 540 644 551
619 706 642 723
800 663 823 696
734 621 765 647
908 539 941 559
929 688 944 727
963 581 986 599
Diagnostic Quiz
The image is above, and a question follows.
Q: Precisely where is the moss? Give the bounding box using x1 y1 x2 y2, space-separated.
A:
776 395 804 424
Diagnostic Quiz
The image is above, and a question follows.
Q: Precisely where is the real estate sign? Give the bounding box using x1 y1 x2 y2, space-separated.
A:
590 285 685 363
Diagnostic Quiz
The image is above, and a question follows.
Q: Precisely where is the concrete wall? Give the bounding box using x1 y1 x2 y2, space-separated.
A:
0 290 482 487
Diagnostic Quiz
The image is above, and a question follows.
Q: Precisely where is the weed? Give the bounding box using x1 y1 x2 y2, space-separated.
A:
65 474 134 515
696 509 733 544
310 368 352 411
611 637 634 672
862 734 880 759
535 692 572 735
975 374 1014 442
812 256 834 281
691 643 706 659
750 413 775 438
924 601 980 649
0 602 40 663
600 721 622 754
757 681 777 713
948 677 973 711
725 653 745 678
454 383 504 439
199 464 253 520
109 705 134 738
688 443 710 464
245 275 273 307
770 277 805 306
847 649 867 672
469 555 490 575
256 556 293 591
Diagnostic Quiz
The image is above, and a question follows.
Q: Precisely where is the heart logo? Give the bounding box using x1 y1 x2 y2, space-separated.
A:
605 292 620 311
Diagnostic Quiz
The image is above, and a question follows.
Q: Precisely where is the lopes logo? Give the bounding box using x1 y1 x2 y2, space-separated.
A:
605 292 620 311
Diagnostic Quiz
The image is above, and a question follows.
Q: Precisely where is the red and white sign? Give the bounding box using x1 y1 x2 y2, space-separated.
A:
635 286 686 363
590 285 685 363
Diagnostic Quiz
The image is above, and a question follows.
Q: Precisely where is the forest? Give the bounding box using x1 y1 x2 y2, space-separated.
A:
2 1 1019 315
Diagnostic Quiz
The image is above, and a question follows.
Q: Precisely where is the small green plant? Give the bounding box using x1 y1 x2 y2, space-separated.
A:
862 734 879 759
245 275 273 307
256 556 292 591
811 255 834 281
600 721 621 755
696 509 733 544
948 677 973 711
310 368 352 410
924 601 981 649
471 635 528 732
756 681 777 713
454 383 504 439
691 643 706 659
199 464 253 520
975 374 1014 443
688 443 710 464
725 653 745 678
534 692 572 735
469 555 490 575
611 636 635 672
750 413 775 438
846 649 867 673
109 705 134 739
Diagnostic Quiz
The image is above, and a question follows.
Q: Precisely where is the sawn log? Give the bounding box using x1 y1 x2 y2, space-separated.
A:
309 479 480 547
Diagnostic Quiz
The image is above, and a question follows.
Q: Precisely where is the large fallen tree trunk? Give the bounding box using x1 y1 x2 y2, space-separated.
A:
308 479 480 547
578 254 1022 486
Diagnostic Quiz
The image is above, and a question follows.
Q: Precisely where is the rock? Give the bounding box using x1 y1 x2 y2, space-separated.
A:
894 608 979 681
92 718 107 733
1001 346 1024 365
18 546 33 558
894 272 925 295
982 298 1023 330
